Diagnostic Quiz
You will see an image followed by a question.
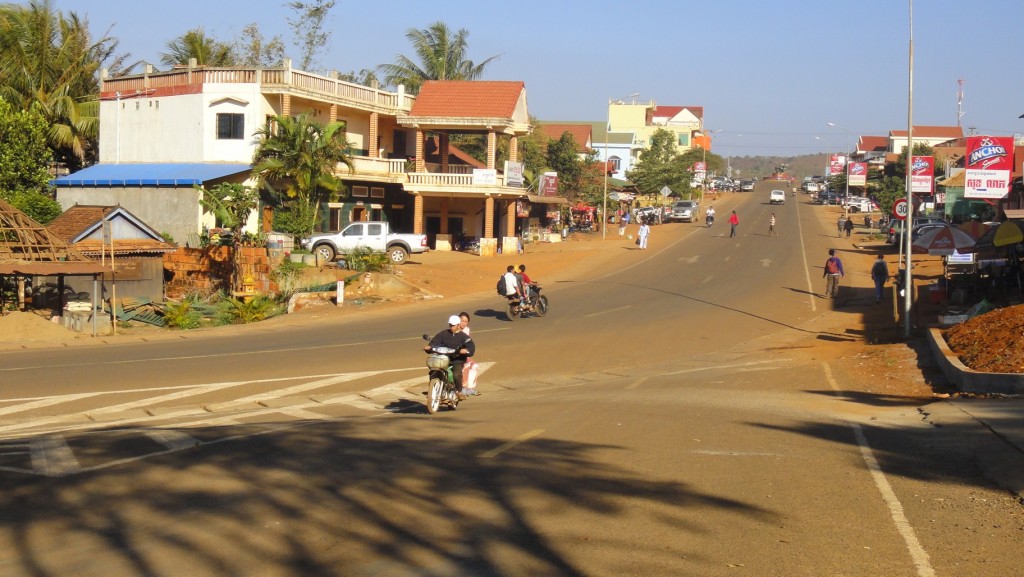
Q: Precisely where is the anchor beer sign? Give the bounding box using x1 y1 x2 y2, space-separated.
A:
964 136 1014 198
848 162 868 187
910 156 934 194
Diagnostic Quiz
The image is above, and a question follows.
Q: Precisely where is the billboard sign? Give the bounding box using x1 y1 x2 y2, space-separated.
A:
847 162 868 186
504 161 524 187
964 136 1014 198
828 154 846 176
540 172 559 196
472 169 497 185
910 156 934 194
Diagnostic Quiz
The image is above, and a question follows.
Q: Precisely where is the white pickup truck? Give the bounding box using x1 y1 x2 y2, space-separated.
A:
300 221 428 264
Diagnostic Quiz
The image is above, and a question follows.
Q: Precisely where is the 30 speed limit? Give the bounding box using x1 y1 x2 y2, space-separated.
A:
892 199 909 220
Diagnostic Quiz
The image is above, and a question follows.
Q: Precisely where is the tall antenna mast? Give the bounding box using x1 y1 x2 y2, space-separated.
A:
956 77 965 127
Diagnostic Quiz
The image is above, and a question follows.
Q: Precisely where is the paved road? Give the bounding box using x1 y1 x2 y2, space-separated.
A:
1 184 1022 576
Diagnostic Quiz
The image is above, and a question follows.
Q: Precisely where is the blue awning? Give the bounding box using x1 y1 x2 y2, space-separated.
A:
52 163 252 187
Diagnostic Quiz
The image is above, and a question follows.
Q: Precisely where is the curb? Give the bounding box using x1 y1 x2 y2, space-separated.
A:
926 327 1024 394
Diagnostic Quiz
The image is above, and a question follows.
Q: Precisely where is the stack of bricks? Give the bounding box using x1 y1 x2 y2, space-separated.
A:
163 246 281 299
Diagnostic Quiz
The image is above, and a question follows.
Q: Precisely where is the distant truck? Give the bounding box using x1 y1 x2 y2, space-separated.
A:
300 221 428 265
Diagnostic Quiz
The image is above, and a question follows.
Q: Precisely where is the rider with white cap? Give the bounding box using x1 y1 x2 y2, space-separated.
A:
424 315 476 399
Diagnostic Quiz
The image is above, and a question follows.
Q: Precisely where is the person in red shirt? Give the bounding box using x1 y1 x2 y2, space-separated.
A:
517 264 535 307
728 210 739 237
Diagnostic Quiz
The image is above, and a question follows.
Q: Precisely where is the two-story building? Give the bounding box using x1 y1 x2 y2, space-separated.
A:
52 59 540 256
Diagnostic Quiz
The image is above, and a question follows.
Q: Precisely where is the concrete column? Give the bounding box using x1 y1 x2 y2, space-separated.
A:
329 104 337 124
509 135 518 163
440 198 449 234
440 133 449 172
415 129 425 172
281 94 291 117
413 194 424 235
436 197 452 251
506 199 517 234
369 112 379 157
487 131 497 169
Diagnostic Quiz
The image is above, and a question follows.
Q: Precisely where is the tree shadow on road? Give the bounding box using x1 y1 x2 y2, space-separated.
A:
0 419 776 577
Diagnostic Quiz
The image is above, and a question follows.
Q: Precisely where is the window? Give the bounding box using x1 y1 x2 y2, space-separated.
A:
370 187 385 198
608 156 622 172
677 132 690 147
367 223 383 236
217 113 245 139
352 186 368 198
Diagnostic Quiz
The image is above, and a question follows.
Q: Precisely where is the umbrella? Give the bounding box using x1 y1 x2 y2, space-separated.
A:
957 220 991 240
972 220 1024 251
912 226 977 255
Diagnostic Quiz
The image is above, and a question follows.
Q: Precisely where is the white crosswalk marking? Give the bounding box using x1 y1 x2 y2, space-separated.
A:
0 363 497 476
30 435 81 476
144 430 200 451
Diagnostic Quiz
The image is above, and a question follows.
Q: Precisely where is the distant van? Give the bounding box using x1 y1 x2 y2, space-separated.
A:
769 190 786 205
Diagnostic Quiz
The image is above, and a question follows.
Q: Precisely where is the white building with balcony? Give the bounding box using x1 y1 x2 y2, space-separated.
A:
53 60 539 254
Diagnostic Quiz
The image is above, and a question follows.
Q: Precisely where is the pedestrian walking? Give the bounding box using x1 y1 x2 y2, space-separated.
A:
728 210 739 238
843 216 854 238
637 221 650 249
837 215 845 238
870 254 890 304
769 213 778 237
618 210 630 237
823 248 844 298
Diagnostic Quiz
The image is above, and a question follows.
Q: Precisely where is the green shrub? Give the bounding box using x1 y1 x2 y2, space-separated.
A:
270 259 307 297
163 300 203 330
344 246 392 272
218 295 281 324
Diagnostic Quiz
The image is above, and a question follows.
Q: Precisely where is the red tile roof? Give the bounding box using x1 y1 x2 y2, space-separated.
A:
646 105 703 124
889 126 964 139
409 81 525 118
858 136 889 152
48 206 114 241
539 124 592 151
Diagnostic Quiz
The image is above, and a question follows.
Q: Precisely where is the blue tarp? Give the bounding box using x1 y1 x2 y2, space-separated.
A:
52 163 251 187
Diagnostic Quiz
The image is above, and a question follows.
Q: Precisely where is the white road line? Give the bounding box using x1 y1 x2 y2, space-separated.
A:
479 429 544 459
208 372 378 410
30 435 81 477
584 305 631 318
144 430 200 451
276 408 329 421
822 363 935 577
0 393 103 417
625 377 648 390
796 198 817 312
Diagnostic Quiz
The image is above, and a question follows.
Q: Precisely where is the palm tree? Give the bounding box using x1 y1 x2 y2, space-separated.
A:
251 113 353 236
0 0 118 166
160 28 236 68
377 21 499 93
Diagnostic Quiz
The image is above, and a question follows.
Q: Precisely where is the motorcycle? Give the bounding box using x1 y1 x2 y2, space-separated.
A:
705 214 715 227
421 335 462 414
506 282 549 321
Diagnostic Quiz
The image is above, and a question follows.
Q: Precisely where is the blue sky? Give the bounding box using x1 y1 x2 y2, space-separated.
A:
54 0 1024 157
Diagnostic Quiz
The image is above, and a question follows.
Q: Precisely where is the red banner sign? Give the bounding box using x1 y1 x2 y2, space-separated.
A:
848 162 868 186
910 155 934 194
965 136 1014 198
828 154 845 176
540 172 559 197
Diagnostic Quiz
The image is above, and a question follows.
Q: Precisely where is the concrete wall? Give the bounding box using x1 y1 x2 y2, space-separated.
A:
58 186 201 247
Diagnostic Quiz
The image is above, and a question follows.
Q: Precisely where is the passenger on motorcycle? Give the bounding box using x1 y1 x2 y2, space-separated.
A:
501 265 520 302
424 315 476 399
705 206 716 226
517 264 535 309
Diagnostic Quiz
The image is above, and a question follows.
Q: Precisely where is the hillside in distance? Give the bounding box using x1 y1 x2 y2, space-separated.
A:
727 154 829 181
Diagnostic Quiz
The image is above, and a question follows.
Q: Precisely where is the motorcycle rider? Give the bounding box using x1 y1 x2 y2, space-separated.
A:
705 205 716 227
424 315 476 399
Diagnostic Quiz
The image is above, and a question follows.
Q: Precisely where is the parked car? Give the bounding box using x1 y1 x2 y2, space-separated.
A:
887 217 948 244
911 222 952 243
769 189 786 204
816 191 839 205
740 180 755 192
634 206 662 224
667 200 700 222
804 181 820 193
301 221 429 264
845 197 878 213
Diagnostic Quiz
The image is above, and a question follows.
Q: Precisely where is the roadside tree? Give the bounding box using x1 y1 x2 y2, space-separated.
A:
160 28 236 67
286 0 336 72
0 99 60 223
251 113 353 238
377 21 499 93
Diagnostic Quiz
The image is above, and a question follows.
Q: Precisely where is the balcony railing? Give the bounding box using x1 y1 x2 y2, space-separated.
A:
100 62 415 113
349 156 406 175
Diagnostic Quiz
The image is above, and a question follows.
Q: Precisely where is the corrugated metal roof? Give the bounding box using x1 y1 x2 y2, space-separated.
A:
52 163 251 187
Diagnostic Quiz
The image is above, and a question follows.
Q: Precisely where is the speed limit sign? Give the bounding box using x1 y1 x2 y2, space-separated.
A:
892 199 909 220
